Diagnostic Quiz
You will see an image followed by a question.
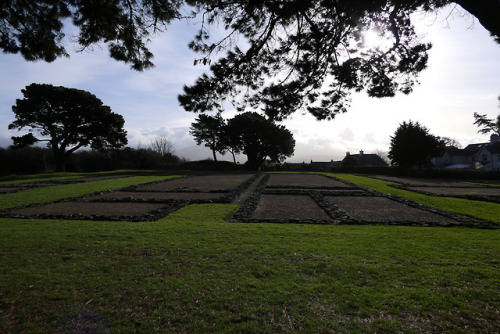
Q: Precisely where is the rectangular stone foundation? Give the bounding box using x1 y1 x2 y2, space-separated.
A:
325 196 457 223
266 174 353 188
87 191 224 201
252 194 331 221
10 202 167 218
136 174 255 192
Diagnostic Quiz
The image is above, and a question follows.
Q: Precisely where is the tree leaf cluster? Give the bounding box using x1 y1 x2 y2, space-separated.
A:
0 0 183 70
189 113 226 161
190 111 295 169
9 83 128 171
180 1 436 120
2 1 499 119
388 120 444 168
473 110 500 137
179 0 499 121
225 112 295 169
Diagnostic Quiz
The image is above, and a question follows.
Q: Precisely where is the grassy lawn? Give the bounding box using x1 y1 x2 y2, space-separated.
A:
0 170 150 185
328 173 500 224
0 174 85 185
0 171 499 332
0 205 498 333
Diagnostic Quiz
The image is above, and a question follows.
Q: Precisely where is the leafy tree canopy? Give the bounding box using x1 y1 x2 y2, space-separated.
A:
474 96 500 136
9 83 128 171
388 120 444 168
179 0 500 120
189 113 227 161
473 113 500 136
2 1 499 118
0 0 183 70
473 97 500 136
224 112 295 169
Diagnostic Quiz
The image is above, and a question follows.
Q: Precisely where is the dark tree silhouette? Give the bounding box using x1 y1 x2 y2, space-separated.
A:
9 83 128 172
2 1 499 117
2 1 498 69
473 97 500 136
441 137 462 148
388 121 444 168
224 112 295 169
220 126 241 165
189 113 226 162
0 0 182 70
179 0 500 120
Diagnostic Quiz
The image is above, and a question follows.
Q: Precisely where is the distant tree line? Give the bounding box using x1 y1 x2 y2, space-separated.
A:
0 146 184 175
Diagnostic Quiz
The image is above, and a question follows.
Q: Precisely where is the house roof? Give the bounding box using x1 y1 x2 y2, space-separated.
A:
349 154 388 166
439 143 491 158
462 143 488 155
443 146 469 156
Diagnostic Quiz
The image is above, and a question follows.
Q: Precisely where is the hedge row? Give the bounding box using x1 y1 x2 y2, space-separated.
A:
0 147 184 175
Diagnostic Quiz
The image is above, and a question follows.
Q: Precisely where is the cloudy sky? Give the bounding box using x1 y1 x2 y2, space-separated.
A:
0 5 499 163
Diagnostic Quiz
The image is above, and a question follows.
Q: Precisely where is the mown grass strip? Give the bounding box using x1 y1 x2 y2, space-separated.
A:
0 170 162 185
0 174 183 210
462 181 500 187
329 173 500 224
0 174 85 185
0 204 499 332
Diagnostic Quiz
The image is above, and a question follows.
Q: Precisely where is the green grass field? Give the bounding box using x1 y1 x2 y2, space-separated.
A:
0 171 499 333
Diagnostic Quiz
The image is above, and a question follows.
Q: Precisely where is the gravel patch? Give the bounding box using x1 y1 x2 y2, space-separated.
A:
405 186 500 196
252 194 331 221
9 202 169 220
135 174 256 192
86 191 224 201
369 175 493 187
266 174 354 188
265 189 368 196
325 196 459 223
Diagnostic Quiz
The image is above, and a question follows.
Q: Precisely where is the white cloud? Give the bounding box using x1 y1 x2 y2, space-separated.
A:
339 128 355 142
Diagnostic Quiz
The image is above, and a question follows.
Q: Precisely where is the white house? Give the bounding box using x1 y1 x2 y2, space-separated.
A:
475 140 500 171
432 134 500 171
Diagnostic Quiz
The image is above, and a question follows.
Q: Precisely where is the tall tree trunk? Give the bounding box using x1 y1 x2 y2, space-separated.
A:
52 146 66 172
246 153 264 170
54 154 66 172
212 148 218 162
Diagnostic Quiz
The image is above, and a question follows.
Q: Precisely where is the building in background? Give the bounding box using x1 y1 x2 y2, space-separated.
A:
432 135 500 171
